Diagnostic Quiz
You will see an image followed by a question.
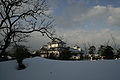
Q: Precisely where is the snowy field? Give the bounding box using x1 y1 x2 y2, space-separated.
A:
0 57 120 80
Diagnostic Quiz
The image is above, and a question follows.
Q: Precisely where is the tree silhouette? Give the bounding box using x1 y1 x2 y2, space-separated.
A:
88 46 96 54
117 49 120 58
0 0 55 60
88 45 96 60
60 47 71 60
13 44 30 70
98 45 114 59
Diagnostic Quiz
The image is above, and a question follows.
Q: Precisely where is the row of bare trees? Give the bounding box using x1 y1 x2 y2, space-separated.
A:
0 0 55 60
81 36 120 60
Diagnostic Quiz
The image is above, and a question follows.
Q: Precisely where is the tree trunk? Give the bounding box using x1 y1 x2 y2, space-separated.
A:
0 33 12 60
17 59 26 70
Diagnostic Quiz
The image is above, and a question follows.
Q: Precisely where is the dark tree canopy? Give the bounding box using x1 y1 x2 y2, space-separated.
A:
0 0 55 59
117 49 120 58
13 44 30 70
60 47 71 60
98 45 114 59
14 44 30 60
88 46 96 54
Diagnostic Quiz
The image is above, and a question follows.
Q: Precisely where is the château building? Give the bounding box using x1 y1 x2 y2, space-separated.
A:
40 38 66 59
33 38 84 60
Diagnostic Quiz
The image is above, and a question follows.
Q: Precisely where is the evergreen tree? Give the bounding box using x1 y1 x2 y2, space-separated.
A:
88 46 96 54
88 46 96 60
98 45 114 59
60 47 71 60
14 45 30 70
117 49 120 58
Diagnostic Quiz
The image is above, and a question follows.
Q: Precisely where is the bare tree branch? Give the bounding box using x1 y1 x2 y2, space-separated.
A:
0 0 55 59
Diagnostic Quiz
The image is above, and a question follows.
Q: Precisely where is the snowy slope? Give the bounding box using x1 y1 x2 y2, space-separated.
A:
0 57 120 80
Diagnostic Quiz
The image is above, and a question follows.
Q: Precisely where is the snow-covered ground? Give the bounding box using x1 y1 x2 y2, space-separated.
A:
0 57 120 80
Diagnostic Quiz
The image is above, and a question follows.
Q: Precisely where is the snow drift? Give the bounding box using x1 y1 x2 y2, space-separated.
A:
0 57 120 80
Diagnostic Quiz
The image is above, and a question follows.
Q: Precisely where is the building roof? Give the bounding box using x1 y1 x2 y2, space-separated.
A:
50 37 66 44
69 48 81 53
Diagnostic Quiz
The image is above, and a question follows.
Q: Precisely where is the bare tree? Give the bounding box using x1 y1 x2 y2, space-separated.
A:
110 34 118 54
0 0 55 59
81 41 89 54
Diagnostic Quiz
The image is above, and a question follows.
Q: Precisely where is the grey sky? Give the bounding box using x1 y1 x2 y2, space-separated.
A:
26 0 120 51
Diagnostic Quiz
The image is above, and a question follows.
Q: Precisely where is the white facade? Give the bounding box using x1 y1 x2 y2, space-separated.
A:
51 44 59 48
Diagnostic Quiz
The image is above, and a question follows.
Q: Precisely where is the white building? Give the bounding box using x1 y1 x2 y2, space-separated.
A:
39 38 66 59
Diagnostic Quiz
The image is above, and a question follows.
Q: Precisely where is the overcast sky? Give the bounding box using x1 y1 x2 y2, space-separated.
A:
27 0 120 51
